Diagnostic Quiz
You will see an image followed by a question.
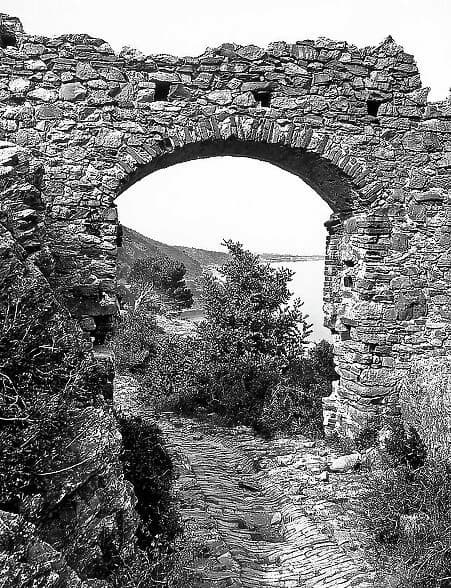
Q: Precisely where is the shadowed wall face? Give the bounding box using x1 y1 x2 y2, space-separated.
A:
1 13 451 434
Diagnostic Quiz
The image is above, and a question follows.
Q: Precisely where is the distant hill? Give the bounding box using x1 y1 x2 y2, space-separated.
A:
118 226 230 302
118 226 325 307
259 253 325 263
119 226 229 277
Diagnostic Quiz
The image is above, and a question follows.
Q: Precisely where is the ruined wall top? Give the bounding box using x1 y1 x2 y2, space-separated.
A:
0 12 438 121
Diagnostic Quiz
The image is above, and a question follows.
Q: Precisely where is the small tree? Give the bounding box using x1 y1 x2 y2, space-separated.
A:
201 240 311 360
196 240 312 425
129 255 193 311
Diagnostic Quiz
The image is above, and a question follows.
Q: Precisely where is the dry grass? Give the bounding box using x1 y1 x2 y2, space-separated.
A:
363 458 451 588
400 357 451 460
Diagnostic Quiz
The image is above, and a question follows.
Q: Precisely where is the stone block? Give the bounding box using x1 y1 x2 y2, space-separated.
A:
60 82 87 101
236 45 266 60
206 89 232 105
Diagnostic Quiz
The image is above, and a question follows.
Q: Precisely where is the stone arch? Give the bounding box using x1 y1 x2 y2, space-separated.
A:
1 13 450 434
113 116 372 214
102 121 393 435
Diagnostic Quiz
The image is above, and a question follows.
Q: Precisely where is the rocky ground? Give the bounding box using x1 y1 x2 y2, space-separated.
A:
115 376 385 588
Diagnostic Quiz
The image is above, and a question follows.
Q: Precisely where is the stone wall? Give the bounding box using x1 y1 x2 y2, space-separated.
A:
1 13 451 433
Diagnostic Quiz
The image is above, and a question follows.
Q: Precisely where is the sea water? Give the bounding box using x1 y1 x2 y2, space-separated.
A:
271 260 332 343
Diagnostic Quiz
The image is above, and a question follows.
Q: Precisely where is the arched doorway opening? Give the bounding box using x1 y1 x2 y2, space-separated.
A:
106 135 364 433
115 154 334 342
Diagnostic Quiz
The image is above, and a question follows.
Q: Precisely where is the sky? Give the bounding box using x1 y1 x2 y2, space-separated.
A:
3 0 450 254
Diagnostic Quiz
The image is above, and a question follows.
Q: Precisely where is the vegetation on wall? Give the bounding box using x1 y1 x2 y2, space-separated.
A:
115 415 188 586
0 267 101 514
399 357 451 461
361 413 451 588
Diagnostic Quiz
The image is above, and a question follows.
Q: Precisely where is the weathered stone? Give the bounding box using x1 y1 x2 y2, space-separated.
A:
0 146 19 166
9 77 31 93
28 87 57 102
96 129 123 148
148 71 180 83
76 62 98 80
137 88 155 103
234 92 257 107
25 58 47 71
241 81 272 93
206 89 233 105
408 169 427 189
168 83 191 100
271 96 298 109
236 45 266 60
60 82 87 101
35 104 63 120
329 454 361 472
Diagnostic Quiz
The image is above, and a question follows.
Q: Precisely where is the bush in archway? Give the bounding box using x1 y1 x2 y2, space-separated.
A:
195 240 311 424
258 341 338 437
136 240 337 436
128 254 193 311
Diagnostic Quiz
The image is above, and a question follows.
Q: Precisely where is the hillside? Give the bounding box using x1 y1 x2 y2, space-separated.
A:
119 226 324 278
119 226 200 280
118 226 230 302
118 226 327 308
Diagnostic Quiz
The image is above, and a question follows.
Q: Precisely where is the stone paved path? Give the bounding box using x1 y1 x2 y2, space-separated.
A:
115 376 380 587
161 415 381 588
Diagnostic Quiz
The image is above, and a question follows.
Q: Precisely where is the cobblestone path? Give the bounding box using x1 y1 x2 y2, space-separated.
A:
114 376 380 587
158 415 378 588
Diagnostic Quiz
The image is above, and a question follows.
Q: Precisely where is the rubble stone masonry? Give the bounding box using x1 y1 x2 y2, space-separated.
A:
1 13 451 434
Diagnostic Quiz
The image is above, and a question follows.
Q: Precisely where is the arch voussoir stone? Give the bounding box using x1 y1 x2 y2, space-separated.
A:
1 13 450 434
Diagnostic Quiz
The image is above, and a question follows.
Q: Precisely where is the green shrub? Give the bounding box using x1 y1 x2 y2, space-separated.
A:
384 415 427 470
364 458 451 587
111 535 198 588
113 308 161 374
354 416 381 451
257 342 337 437
258 382 323 438
128 254 193 311
0 273 100 511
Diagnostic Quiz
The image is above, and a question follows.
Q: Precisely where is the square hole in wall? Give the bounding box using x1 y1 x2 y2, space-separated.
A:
340 326 352 341
154 81 171 101
93 315 111 346
367 99 382 118
252 90 271 107
343 276 353 288
116 223 123 248
0 25 17 49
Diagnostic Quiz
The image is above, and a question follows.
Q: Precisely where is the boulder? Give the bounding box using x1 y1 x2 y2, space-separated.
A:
329 453 361 472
